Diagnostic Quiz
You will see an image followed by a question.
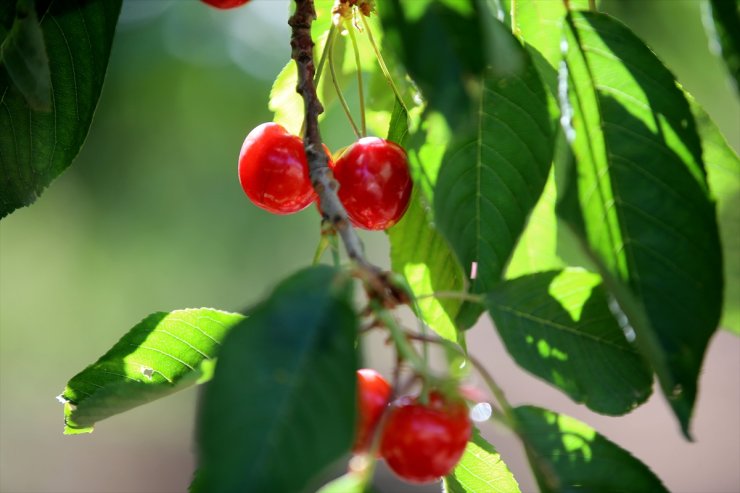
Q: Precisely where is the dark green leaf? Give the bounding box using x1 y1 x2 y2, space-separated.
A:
377 0 485 129
433 19 553 328
558 11 723 435
0 0 122 219
515 405 668 493
488 269 652 415
60 308 245 435
195 266 358 493
444 427 520 493
386 96 408 146
0 0 51 111
691 98 740 334
706 0 740 92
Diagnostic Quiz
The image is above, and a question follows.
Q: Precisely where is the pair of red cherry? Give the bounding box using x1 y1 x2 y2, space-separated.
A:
353 369 472 484
238 123 412 230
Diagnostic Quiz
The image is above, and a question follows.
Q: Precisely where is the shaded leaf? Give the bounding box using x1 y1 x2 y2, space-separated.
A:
433 19 554 328
0 0 51 111
195 266 358 493
558 11 723 435
706 0 740 92
377 0 485 129
488 269 652 415
60 308 244 435
444 427 520 493
515 405 668 493
691 98 740 333
0 0 122 219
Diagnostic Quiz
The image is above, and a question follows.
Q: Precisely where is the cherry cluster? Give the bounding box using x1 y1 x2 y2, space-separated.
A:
353 369 472 484
238 123 412 230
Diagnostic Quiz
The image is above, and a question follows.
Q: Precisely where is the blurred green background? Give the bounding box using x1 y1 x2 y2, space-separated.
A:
1 1 738 492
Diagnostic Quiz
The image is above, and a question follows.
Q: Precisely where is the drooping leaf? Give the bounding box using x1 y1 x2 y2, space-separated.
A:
0 0 51 111
59 308 245 435
706 0 740 92
444 427 520 493
515 405 668 493
488 269 652 415
433 19 554 328
691 99 740 334
0 0 122 219
195 266 358 493
558 11 723 435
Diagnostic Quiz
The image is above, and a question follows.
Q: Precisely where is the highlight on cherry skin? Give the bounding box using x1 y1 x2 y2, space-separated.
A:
332 137 412 230
353 369 392 454
379 390 472 484
238 122 318 215
200 0 251 9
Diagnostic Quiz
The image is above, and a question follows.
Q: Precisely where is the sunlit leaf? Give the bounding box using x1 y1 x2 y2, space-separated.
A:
488 269 652 415
0 0 122 219
691 98 740 334
60 308 244 435
444 428 520 493
516 405 668 492
195 266 358 493
558 11 723 435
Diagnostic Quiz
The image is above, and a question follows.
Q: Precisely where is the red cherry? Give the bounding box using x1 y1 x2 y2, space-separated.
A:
238 122 316 214
380 391 471 484
332 137 412 230
201 0 250 9
353 369 392 453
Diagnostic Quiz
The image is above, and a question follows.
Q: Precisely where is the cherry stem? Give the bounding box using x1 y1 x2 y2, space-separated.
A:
313 25 334 88
312 235 329 265
360 15 409 114
416 291 485 304
328 25 361 138
400 329 517 427
373 303 431 380
346 19 367 136
588 0 596 10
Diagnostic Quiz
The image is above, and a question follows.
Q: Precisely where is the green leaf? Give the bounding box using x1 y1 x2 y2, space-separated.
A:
487 269 652 415
60 308 245 435
389 188 463 342
706 0 740 92
0 0 122 219
377 0 486 129
433 19 554 328
444 427 520 493
558 11 723 435
0 0 51 111
504 169 564 279
388 109 465 341
195 266 358 493
515 405 668 493
316 472 366 493
691 99 740 334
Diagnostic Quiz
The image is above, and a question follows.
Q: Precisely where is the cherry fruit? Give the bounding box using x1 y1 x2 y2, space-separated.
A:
201 0 250 9
238 122 318 215
332 137 412 230
380 391 471 484
353 369 392 453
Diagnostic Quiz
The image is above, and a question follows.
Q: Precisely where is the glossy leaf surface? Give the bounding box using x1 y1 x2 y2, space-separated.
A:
559 11 723 434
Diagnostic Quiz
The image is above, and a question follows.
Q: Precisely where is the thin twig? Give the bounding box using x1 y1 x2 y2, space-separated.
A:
289 0 370 267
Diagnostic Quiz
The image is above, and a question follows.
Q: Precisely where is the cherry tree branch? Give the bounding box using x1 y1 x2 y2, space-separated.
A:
288 0 369 264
